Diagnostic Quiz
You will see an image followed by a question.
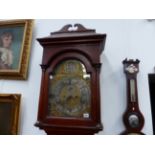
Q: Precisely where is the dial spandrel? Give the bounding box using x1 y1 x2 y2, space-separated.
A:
48 60 91 118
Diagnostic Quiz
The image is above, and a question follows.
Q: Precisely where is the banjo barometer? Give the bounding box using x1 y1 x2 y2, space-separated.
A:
121 59 145 135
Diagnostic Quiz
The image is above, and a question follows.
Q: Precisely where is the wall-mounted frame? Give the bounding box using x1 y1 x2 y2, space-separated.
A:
0 19 33 80
0 94 21 135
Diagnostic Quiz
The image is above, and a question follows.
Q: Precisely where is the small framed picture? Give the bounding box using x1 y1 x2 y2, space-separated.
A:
0 94 21 135
0 19 33 80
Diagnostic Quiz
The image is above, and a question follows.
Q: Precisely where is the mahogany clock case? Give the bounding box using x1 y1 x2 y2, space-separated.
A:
35 24 106 135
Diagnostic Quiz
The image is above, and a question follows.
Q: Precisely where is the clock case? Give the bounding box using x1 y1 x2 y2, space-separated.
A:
35 24 106 135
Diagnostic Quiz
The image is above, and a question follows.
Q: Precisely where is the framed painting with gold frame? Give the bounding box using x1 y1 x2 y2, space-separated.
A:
0 94 21 135
0 19 33 80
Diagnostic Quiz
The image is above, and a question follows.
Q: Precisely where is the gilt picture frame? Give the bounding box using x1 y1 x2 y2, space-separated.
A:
0 19 33 80
0 94 21 135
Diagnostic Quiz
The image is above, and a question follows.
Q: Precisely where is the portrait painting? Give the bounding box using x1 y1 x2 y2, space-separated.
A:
0 20 33 80
0 94 21 135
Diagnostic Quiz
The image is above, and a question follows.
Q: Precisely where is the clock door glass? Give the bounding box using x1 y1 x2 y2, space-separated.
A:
48 60 91 118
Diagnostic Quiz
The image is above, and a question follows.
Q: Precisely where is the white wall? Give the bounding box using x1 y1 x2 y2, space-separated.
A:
0 19 154 135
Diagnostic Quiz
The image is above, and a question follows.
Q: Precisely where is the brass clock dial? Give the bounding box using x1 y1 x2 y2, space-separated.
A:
48 60 91 118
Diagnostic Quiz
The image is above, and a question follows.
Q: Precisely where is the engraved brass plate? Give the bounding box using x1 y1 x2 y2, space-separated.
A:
48 60 91 118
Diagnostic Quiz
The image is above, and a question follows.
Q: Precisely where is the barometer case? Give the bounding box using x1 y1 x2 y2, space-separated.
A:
121 59 145 135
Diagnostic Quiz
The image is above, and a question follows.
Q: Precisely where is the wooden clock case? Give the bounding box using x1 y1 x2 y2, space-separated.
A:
35 24 106 135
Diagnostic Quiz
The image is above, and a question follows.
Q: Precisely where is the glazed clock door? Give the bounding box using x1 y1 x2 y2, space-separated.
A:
48 60 91 119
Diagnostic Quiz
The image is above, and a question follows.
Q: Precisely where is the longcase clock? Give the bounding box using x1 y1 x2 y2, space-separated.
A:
35 24 106 135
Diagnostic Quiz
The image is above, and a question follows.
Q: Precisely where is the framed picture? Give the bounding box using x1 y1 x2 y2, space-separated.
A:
0 94 21 135
0 19 33 80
